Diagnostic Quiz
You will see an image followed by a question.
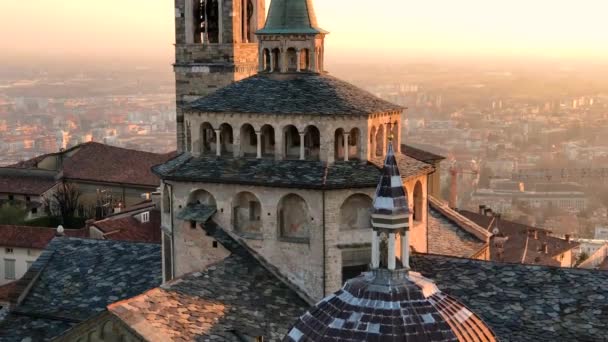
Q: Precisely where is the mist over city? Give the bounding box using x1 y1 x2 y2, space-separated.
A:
2 1 608 341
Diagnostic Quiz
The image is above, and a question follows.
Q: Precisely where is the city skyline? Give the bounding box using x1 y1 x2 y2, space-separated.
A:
1 0 608 66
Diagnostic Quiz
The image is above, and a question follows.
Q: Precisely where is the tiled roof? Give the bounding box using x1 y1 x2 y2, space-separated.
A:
403 144 446 163
91 210 161 244
285 269 496 342
411 254 608 341
0 237 162 341
109 224 309 341
153 153 433 190
428 208 486 258
0 174 56 196
187 73 403 116
0 225 85 249
0 282 17 302
459 210 579 266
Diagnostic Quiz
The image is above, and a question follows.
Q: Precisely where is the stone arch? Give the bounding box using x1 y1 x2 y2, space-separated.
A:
369 126 377 158
188 189 217 207
304 125 321 161
413 181 424 222
283 125 301 160
349 128 361 160
391 121 399 143
300 48 310 71
196 0 220 44
334 128 346 161
233 191 262 235
240 123 257 157
200 122 215 155
287 48 298 72
375 124 385 157
340 194 373 230
219 123 233 154
242 0 255 42
271 48 281 72
278 194 310 241
263 48 271 71
261 124 275 157
163 184 171 214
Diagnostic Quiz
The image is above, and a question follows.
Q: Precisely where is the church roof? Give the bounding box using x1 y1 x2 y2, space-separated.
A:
187 74 404 116
285 269 495 342
257 0 327 34
152 153 434 190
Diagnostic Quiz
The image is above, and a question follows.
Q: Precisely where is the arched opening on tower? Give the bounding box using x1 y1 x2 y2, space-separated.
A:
233 191 262 236
219 123 233 154
283 125 301 160
413 181 424 222
260 124 275 158
391 122 399 145
277 194 310 241
240 124 257 157
263 49 271 72
287 48 298 72
300 49 310 71
271 48 281 72
304 125 321 161
200 122 215 155
334 128 346 161
242 0 255 43
375 125 385 157
349 128 361 160
369 126 377 158
340 194 373 231
188 189 217 207
196 0 220 44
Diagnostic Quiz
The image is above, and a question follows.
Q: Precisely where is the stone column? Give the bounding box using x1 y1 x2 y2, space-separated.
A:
299 132 306 160
256 131 262 159
258 48 265 72
270 52 275 72
396 118 402 153
388 232 396 270
343 133 350 161
218 0 223 44
215 129 221 157
371 231 379 269
310 47 317 73
296 50 301 72
401 230 410 270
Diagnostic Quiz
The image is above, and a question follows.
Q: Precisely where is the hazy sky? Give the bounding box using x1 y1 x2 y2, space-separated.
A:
1 0 607 64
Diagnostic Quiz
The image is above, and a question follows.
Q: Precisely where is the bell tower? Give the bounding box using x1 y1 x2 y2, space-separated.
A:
174 0 266 152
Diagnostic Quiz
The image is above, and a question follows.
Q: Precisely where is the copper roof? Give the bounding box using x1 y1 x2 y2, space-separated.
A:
257 0 327 34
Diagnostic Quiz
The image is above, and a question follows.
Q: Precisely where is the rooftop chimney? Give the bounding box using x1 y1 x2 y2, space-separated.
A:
565 234 570 243
484 208 493 216
479 205 486 215
56 225 65 237
534 230 539 240
542 243 548 254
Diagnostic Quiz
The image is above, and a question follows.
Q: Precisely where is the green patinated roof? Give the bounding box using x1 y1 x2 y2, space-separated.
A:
257 0 328 34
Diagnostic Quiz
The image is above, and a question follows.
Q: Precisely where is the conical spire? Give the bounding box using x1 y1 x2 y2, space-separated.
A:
372 141 410 219
257 0 328 34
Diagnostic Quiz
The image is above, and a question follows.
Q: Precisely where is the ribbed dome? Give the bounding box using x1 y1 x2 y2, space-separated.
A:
257 0 327 34
284 269 496 342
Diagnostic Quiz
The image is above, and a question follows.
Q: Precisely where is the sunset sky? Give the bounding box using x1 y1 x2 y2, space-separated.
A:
1 0 607 64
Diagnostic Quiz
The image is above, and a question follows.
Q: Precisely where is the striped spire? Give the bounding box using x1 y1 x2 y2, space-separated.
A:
372 141 409 219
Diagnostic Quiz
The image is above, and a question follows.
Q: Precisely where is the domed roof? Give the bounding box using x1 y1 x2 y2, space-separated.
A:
284 269 496 342
257 0 328 34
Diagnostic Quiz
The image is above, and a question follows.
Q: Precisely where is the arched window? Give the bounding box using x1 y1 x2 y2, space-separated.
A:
369 126 377 158
272 48 281 72
263 49 271 71
219 123 233 154
340 194 373 230
240 124 257 157
304 125 321 161
278 194 310 241
242 0 254 42
413 181 424 222
349 128 361 160
334 128 346 161
260 124 275 157
233 192 262 236
299 49 310 71
200 122 215 155
375 125 385 157
287 48 298 72
188 189 217 207
284 125 300 160
196 0 220 44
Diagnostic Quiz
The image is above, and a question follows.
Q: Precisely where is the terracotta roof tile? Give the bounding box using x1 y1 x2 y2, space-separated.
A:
0 175 56 196
92 210 161 244
0 225 85 249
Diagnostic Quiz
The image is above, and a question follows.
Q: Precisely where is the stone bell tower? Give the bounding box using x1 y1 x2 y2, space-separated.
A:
174 0 266 152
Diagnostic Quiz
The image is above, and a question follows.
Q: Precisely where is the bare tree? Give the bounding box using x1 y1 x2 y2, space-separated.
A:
52 182 81 225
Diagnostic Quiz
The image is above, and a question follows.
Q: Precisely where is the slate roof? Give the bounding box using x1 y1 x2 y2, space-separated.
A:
153 153 433 190
427 208 487 258
285 269 496 342
0 237 162 341
0 225 85 249
187 73 403 116
459 210 578 266
108 223 309 341
257 0 327 34
411 254 608 342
